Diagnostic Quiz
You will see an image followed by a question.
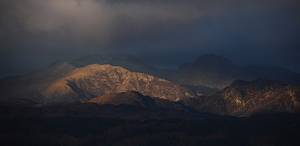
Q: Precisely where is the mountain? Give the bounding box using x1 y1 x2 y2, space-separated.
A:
173 54 300 89
42 64 194 104
0 63 194 105
186 79 300 115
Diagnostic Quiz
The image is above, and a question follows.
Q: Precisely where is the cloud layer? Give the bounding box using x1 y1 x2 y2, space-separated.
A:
0 0 299 75
0 0 203 50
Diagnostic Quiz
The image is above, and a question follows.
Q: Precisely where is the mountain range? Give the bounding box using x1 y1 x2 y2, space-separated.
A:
0 54 300 116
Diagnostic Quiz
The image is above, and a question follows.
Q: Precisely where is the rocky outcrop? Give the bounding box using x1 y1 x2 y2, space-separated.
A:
184 79 300 115
221 79 300 115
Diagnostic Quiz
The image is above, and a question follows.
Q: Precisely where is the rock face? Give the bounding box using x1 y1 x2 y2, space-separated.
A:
221 79 300 115
42 64 193 104
183 79 300 115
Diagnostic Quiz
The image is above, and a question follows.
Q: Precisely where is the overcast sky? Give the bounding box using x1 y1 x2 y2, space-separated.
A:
0 0 299 76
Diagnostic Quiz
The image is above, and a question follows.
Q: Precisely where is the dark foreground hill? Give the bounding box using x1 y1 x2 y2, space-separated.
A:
0 104 300 146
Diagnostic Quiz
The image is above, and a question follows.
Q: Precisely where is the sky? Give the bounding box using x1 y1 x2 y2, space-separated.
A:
0 0 299 76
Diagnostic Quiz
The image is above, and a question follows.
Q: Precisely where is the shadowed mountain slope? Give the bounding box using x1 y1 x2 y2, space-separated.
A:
86 91 192 111
0 62 77 105
173 54 300 89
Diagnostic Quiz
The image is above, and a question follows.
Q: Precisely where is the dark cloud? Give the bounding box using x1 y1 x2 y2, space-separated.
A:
0 0 299 76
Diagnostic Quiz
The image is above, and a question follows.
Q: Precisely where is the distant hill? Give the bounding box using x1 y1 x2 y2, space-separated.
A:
172 54 300 89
